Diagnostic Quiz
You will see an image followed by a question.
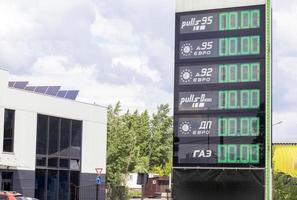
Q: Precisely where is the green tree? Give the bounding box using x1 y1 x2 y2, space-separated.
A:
273 172 297 200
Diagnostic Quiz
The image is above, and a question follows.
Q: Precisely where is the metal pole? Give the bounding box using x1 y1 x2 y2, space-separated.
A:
141 183 145 200
96 184 99 200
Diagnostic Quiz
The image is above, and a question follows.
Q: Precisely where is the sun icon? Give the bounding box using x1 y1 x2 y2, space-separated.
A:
179 121 192 135
180 69 193 83
180 43 193 57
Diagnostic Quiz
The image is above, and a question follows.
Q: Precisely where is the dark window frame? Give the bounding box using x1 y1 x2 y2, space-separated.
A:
3 109 15 153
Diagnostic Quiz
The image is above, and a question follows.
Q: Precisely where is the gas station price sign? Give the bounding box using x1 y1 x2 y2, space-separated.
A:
178 62 262 85
179 8 262 34
173 4 266 169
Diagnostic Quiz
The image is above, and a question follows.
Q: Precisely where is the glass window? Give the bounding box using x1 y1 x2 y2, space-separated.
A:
36 157 46 167
3 109 15 152
60 159 70 169
59 170 69 200
241 11 250 29
36 115 48 155
1 172 13 191
35 169 46 200
70 159 80 171
71 120 82 158
48 158 59 168
47 170 58 200
60 119 71 157
70 171 80 200
48 117 59 156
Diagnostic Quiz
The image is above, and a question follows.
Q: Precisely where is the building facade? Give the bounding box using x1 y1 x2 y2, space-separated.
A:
0 68 107 199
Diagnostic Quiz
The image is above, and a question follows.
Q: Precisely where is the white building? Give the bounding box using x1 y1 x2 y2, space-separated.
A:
0 68 107 200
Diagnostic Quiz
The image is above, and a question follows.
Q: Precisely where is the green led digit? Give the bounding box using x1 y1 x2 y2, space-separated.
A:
250 90 260 108
227 145 237 163
219 65 228 83
250 117 260 136
250 144 260 163
218 118 228 136
240 64 250 82
218 144 227 163
250 10 260 28
241 11 250 29
229 38 238 56
228 118 237 136
240 37 250 55
228 90 237 109
219 91 227 109
219 38 229 56
250 63 260 81
240 118 250 136
219 13 229 30
240 145 250 163
250 36 260 54
229 12 238 30
228 64 237 82
240 90 250 108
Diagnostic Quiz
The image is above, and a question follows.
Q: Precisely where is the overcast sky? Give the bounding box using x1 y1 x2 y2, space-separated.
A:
0 0 295 142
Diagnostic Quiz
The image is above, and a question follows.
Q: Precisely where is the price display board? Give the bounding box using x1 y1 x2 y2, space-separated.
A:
173 4 267 169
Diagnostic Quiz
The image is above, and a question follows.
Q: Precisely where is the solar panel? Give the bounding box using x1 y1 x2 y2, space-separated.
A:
25 86 36 91
57 90 67 98
8 82 15 87
13 81 29 89
35 86 49 94
65 90 79 100
45 86 61 96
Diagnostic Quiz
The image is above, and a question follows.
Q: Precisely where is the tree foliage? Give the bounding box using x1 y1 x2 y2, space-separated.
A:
273 172 297 200
106 102 173 186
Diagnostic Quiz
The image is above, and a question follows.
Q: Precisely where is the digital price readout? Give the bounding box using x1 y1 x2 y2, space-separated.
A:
179 35 261 59
178 62 261 85
177 116 261 137
178 89 260 111
179 8 261 34
177 143 262 166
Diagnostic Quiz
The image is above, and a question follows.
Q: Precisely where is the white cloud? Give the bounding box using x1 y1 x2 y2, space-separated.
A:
112 55 161 83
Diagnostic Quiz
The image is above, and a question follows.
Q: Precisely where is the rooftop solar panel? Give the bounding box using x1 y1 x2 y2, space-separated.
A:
8 82 15 87
46 86 61 96
25 86 36 91
13 81 29 89
57 90 67 98
65 90 79 100
35 86 49 94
